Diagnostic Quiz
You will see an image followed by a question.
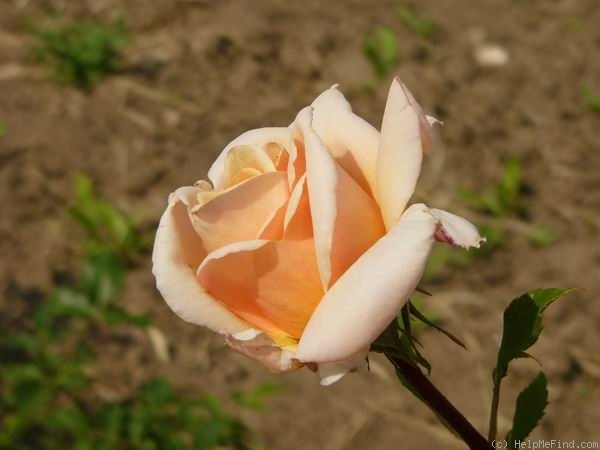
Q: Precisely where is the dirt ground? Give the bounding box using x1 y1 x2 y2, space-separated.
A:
1 0 599 449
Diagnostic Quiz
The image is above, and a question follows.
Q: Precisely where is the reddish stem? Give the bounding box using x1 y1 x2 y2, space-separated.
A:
387 355 491 450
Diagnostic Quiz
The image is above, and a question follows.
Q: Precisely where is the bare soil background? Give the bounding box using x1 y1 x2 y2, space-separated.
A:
1 1 599 449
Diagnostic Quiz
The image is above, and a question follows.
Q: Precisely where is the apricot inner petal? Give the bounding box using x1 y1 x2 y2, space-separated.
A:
189 171 290 253
198 238 324 339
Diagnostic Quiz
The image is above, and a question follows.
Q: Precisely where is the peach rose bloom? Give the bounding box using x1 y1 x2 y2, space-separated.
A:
152 78 483 385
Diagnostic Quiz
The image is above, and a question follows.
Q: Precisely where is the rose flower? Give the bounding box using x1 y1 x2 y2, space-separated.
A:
152 78 484 385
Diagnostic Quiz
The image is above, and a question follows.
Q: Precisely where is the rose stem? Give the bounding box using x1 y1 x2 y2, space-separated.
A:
387 354 491 450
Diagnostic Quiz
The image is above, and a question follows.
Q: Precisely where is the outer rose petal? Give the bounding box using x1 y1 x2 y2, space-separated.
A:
297 203 482 363
208 127 295 190
151 190 249 334
189 171 290 253
376 78 435 229
312 85 380 197
296 107 386 289
317 348 368 386
226 332 302 374
429 208 485 249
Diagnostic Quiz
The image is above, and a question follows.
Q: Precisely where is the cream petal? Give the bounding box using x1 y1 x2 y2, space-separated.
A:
311 85 380 197
376 78 434 229
429 208 485 249
190 171 290 253
208 127 295 190
317 348 368 386
296 203 437 363
223 144 276 188
296 203 483 363
295 107 336 289
151 192 249 334
232 328 263 341
296 107 386 290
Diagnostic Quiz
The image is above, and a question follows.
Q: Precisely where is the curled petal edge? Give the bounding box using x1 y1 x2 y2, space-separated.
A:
226 330 302 374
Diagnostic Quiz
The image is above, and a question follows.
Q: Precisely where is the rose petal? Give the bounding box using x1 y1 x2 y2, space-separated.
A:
283 173 308 232
297 203 483 362
429 208 485 249
226 333 302 373
190 171 290 253
197 235 324 339
152 192 249 334
317 348 368 386
296 203 437 363
376 78 434 229
296 107 386 289
312 85 380 197
223 144 276 188
208 127 296 190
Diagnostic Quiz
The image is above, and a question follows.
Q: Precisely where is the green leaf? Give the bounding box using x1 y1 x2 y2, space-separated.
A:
496 288 575 379
82 250 124 306
232 382 284 411
529 225 557 248
104 305 150 327
506 372 548 448
489 289 573 443
69 175 147 258
35 288 97 334
498 158 523 211
582 87 600 114
47 408 90 436
363 26 399 80
397 5 437 39
140 377 173 406
34 19 129 89
0 332 40 359
460 159 523 217
3 365 51 411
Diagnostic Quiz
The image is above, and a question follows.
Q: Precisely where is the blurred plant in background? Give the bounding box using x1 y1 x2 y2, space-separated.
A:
34 19 129 90
425 158 560 284
363 26 400 84
460 158 524 218
0 176 269 450
397 5 438 40
69 175 152 262
582 86 600 114
361 5 439 88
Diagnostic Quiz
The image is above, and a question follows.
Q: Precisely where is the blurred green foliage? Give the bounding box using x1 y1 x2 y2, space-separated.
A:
69 175 153 260
34 19 129 89
529 224 557 248
397 5 437 39
363 26 400 81
232 383 285 411
460 159 523 217
582 87 600 114
0 176 265 450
